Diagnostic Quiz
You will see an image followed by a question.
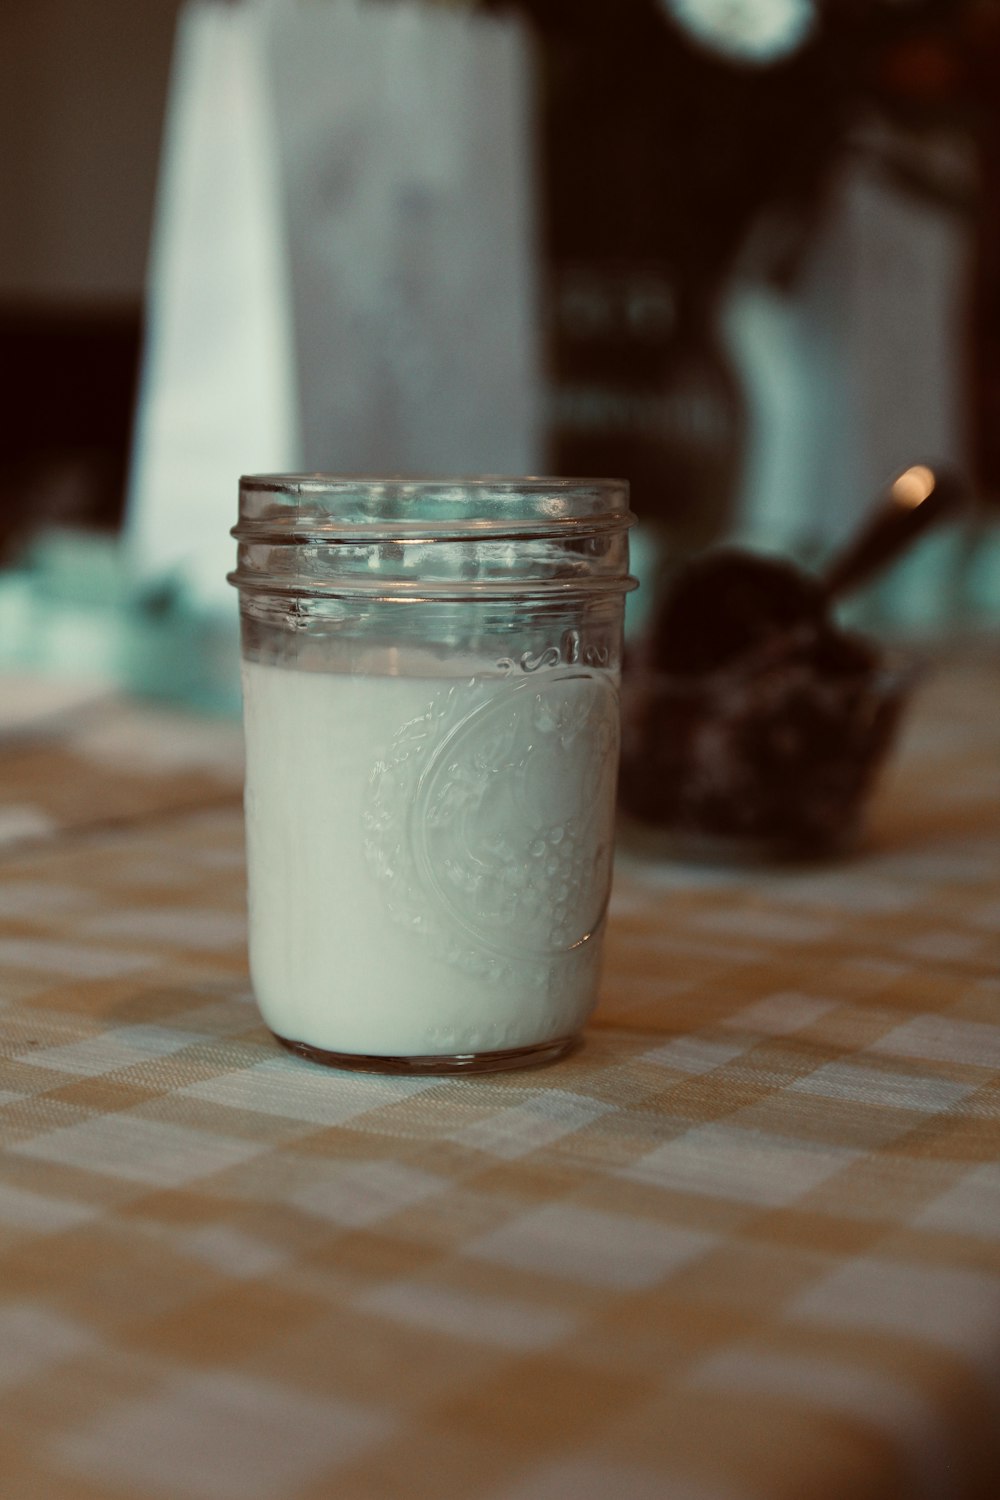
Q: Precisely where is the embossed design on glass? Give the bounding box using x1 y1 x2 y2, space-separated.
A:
365 672 618 969
230 476 635 1074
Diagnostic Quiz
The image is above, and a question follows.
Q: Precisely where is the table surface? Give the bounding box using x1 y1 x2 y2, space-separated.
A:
0 654 998 1500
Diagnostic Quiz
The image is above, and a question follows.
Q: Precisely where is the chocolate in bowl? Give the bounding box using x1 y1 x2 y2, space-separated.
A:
619 635 916 861
617 548 920 860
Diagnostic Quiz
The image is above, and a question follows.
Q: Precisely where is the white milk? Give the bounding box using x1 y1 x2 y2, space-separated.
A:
241 658 620 1058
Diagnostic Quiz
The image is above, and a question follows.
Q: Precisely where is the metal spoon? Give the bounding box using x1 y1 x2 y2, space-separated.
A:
821 462 971 601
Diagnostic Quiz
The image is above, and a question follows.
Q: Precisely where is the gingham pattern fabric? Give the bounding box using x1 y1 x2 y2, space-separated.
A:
0 660 998 1500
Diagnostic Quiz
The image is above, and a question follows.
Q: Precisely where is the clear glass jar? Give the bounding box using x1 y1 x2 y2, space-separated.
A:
230 475 636 1074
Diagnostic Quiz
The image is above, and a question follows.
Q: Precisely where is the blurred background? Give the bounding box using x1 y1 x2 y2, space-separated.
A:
1 0 999 712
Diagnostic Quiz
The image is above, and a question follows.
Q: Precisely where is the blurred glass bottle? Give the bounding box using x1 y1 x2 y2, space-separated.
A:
529 2 746 578
471 0 844 597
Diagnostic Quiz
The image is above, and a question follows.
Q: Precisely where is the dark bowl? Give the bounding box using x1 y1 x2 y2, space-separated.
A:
617 643 918 863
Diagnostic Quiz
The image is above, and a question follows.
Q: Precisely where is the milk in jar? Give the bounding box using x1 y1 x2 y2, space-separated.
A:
230 474 635 1073
241 659 619 1059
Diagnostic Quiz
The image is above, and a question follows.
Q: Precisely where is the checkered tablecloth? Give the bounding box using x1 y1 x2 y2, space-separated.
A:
0 657 998 1500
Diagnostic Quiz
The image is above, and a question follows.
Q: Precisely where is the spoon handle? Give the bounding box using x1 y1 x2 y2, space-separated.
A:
822 464 970 601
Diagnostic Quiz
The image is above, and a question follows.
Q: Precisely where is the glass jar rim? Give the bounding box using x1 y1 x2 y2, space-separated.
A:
240 473 628 496
234 473 633 542
231 474 637 601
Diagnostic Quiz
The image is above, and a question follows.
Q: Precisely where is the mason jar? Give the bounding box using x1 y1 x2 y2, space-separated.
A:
229 475 636 1074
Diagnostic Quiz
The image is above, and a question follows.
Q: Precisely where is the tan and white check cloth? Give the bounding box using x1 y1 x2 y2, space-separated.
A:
0 659 998 1500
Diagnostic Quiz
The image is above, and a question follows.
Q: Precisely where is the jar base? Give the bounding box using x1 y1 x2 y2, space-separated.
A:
273 1031 579 1075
